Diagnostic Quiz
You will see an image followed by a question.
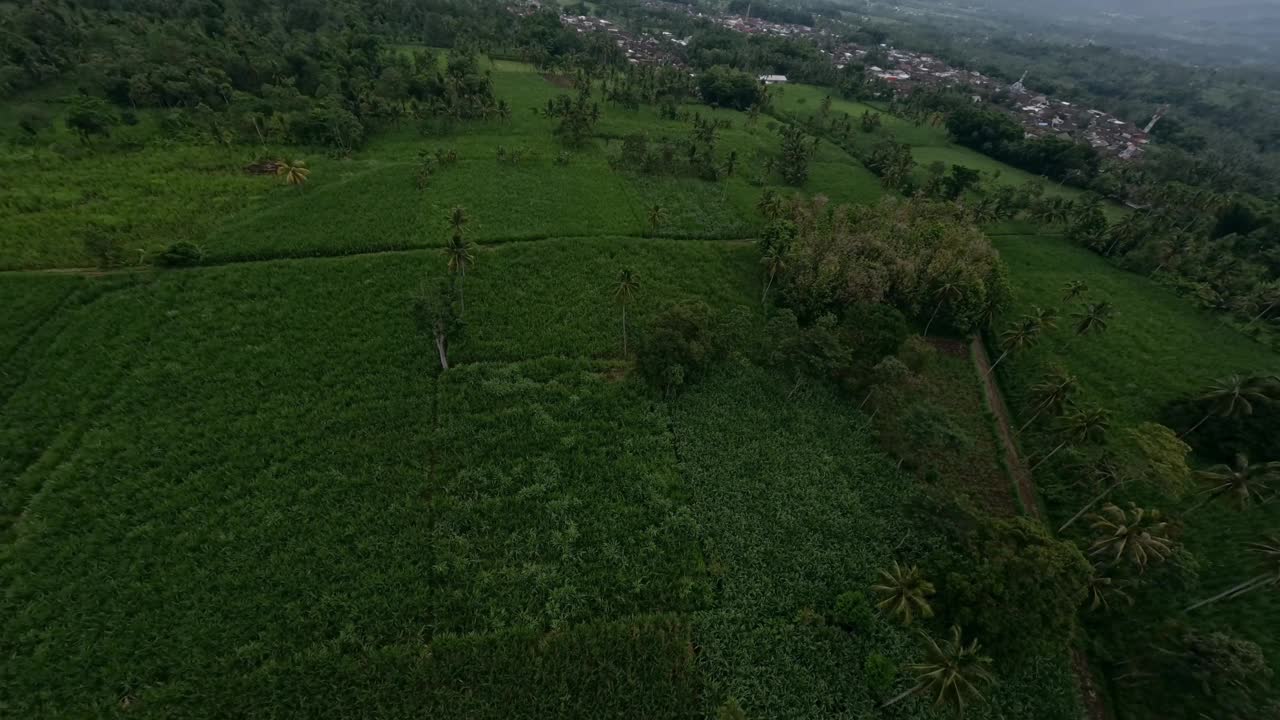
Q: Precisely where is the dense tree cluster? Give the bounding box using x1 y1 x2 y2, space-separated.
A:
765 196 1011 334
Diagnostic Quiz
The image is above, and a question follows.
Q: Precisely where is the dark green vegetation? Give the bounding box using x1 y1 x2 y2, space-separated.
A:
4 0 1279 718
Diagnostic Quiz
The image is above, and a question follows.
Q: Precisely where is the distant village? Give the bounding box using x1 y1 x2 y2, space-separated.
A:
519 0 1156 161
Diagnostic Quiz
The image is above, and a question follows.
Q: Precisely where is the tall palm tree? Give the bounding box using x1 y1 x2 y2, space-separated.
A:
1180 374 1278 438
276 159 311 187
760 245 787 307
1061 279 1088 303
1031 404 1111 471
871 560 935 625
613 268 640 356
986 316 1042 375
1058 457 1126 532
1017 369 1077 435
1072 301 1113 338
923 280 962 336
646 204 668 236
1088 503 1175 571
1186 535 1280 612
1190 454 1280 511
882 626 995 716
443 234 474 315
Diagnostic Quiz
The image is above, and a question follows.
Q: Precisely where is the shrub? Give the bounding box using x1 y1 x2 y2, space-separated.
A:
863 653 897 700
83 225 128 268
897 336 936 373
833 590 875 633
158 241 205 267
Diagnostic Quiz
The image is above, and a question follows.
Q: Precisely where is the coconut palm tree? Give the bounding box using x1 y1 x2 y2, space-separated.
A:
986 316 1042 375
443 234 474 315
1190 454 1280 511
756 189 782 220
1088 503 1175 571
276 159 310 187
871 561 935 625
1186 535 1280 612
447 205 469 237
882 626 995 716
1085 565 1133 612
1072 301 1113 338
1031 405 1110 471
1180 374 1278 438
1061 279 1088 303
923 280 962 336
613 268 640 356
1030 305 1059 332
760 245 787 307
1017 369 1077 435
646 204 668 236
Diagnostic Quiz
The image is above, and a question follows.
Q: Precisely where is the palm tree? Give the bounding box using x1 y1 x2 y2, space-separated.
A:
1072 301 1113 338
1190 454 1280 511
646 204 668 236
1085 565 1133 612
760 245 787 307
1031 404 1110 471
1058 457 1125 532
613 268 640 356
756 189 782 220
882 626 995 716
923 280 962 336
276 159 311 187
447 205 469 237
1180 374 1278 438
1030 305 1059 332
443 234 474 315
1186 536 1280 612
1087 503 1175 571
1061 280 1088 303
871 561 935 625
1017 369 1077 435
986 316 1042 375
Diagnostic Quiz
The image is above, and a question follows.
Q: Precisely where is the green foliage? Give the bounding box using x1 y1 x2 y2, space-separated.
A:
936 515 1091 660
64 95 119 145
833 591 875 634
777 197 1008 333
1127 628 1276 720
864 653 897 699
158 241 205 267
636 301 717 396
697 66 766 111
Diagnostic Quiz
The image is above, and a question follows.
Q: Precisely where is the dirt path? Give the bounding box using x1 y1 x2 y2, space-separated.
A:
968 338 1040 518
968 337 1111 720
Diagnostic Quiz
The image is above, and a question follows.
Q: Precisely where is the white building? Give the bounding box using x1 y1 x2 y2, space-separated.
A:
759 74 788 84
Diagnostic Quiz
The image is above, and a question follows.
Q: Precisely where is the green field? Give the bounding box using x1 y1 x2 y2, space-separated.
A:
3 59 1277 720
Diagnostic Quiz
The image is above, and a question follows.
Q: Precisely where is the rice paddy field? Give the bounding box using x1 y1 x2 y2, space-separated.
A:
2 64 1276 719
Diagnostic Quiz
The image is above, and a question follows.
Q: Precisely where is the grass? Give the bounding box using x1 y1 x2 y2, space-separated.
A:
991 234 1277 426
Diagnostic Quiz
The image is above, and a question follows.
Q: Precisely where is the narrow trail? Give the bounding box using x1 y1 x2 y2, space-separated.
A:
0 233 757 278
968 336 1111 720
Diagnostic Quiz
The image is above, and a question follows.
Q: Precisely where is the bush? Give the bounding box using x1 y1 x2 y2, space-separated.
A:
863 653 897 700
897 336 936 373
158 241 205 267
636 301 716 396
833 590 875 633
83 225 128 268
